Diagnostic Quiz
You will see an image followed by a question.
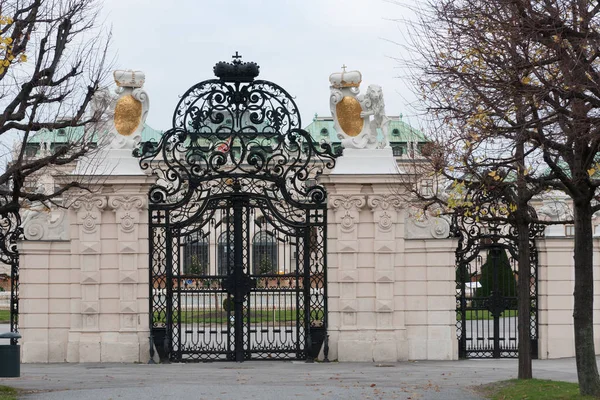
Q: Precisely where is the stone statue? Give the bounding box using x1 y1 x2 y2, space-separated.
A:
359 84 390 149
329 66 389 150
73 69 149 175
110 70 149 150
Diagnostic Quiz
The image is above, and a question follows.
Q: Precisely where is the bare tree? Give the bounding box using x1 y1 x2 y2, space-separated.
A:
0 0 111 216
395 0 600 393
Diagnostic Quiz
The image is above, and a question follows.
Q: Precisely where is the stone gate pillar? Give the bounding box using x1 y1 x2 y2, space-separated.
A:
19 70 155 363
320 150 458 362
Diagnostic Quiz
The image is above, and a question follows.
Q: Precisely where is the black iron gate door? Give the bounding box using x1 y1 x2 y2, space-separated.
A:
456 242 522 358
139 54 338 362
454 195 541 359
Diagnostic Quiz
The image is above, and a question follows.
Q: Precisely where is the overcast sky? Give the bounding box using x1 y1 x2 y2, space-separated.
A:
101 0 419 130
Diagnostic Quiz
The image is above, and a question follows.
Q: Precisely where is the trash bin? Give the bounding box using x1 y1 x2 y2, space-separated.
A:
0 332 21 378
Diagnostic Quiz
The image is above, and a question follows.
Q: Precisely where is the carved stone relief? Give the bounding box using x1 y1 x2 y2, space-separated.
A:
22 208 70 241
72 195 108 234
329 195 366 233
368 195 404 233
404 206 450 239
108 196 145 234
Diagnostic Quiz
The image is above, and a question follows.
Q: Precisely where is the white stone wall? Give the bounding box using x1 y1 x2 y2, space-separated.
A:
537 238 600 359
323 174 458 362
19 175 154 363
403 239 457 360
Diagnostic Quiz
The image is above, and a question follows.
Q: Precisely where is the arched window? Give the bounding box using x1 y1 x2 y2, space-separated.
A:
183 232 209 275
253 231 277 274
218 232 234 275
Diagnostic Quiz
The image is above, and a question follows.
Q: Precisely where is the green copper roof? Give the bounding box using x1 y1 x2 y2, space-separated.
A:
303 115 428 144
28 126 87 144
28 124 163 144
140 124 163 143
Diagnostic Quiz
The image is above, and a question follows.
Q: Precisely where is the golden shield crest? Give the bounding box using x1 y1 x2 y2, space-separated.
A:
114 95 142 136
336 96 364 137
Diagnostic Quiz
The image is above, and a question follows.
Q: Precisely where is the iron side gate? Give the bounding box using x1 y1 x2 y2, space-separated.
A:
139 54 338 362
454 212 540 359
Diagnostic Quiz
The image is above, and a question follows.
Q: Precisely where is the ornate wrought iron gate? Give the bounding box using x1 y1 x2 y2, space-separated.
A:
138 54 338 362
454 195 541 359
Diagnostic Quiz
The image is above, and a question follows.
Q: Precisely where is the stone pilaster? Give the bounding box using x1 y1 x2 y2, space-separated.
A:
69 195 107 362
367 194 407 361
328 194 366 339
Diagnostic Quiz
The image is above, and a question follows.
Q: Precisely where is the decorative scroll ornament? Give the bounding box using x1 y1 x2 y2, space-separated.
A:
367 195 404 211
405 206 450 239
108 196 145 233
329 195 367 211
108 196 145 211
110 70 149 150
450 186 545 260
537 200 572 222
72 195 108 234
135 53 339 223
368 195 403 233
329 65 390 150
330 195 366 233
22 208 69 241
0 196 21 266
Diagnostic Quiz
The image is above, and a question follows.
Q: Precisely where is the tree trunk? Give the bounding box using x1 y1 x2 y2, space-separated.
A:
516 214 532 379
573 201 600 396
515 127 532 379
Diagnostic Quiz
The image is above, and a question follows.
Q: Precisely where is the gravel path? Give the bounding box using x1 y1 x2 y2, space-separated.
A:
0 357 588 400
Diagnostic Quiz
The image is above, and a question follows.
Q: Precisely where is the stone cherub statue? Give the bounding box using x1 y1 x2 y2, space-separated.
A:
329 66 390 150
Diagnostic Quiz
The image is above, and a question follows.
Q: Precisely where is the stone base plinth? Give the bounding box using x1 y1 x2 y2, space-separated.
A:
332 148 402 175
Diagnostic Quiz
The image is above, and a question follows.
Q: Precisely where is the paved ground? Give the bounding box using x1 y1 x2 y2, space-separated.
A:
0 357 589 400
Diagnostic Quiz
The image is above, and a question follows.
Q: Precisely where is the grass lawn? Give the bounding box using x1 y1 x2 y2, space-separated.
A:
458 309 518 321
0 310 9 323
0 386 17 400
154 309 323 324
155 309 299 324
478 379 595 400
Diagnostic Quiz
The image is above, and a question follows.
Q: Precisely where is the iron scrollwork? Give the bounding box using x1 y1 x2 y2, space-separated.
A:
135 55 340 214
137 54 339 362
0 196 23 345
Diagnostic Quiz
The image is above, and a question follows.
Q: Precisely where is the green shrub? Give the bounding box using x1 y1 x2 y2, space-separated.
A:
222 297 234 312
476 248 517 299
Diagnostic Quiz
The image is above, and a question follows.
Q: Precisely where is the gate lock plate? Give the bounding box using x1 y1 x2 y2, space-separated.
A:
221 273 257 300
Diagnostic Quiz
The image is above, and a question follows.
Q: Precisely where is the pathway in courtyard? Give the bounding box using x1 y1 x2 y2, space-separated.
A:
0 357 587 400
